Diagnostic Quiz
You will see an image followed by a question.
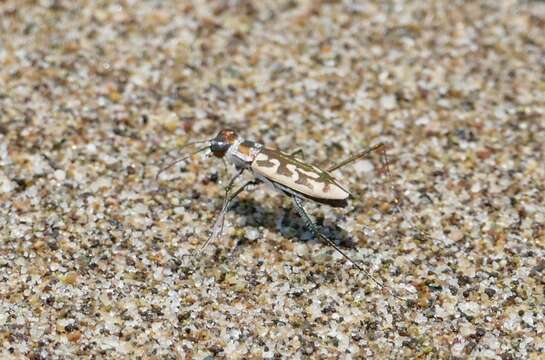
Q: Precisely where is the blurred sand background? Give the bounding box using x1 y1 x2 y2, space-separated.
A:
0 0 544 358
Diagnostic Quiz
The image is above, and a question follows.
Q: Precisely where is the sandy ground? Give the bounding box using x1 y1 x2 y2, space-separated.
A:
1 0 544 358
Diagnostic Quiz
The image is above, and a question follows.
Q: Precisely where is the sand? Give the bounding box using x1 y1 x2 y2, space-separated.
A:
0 0 544 358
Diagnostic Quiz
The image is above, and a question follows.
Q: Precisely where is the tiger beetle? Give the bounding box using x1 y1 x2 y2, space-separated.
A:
157 129 405 299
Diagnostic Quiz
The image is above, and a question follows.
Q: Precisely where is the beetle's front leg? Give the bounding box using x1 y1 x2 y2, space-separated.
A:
198 171 259 253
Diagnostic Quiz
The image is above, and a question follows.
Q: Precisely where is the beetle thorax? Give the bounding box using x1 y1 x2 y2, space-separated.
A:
226 139 262 169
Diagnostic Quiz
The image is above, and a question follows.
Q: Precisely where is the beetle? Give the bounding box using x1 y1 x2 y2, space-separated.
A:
157 129 402 298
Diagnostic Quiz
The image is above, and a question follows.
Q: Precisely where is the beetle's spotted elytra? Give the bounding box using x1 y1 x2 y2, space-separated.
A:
252 148 351 204
157 129 406 300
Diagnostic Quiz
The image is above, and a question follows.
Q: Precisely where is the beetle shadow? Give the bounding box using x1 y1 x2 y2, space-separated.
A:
228 198 359 249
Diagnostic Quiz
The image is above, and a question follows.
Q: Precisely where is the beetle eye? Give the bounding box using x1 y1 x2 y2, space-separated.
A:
210 141 230 158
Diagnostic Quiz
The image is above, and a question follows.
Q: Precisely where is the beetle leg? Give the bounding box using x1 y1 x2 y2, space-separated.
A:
198 172 258 253
326 143 385 172
291 196 405 301
290 148 305 160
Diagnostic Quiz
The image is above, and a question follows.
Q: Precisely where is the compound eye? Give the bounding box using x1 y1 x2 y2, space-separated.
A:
211 141 229 158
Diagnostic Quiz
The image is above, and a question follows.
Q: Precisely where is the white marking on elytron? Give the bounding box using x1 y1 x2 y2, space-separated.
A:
298 167 320 179
322 179 350 199
252 153 349 200
285 164 299 182
255 153 269 162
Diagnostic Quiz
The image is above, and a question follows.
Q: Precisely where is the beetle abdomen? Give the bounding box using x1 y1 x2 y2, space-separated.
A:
251 148 350 201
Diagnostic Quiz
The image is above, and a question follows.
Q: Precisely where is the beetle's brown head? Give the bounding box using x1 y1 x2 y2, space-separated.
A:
155 129 240 181
210 129 238 158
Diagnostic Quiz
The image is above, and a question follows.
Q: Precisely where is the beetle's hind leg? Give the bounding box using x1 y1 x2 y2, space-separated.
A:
326 143 385 172
327 144 429 239
290 148 305 160
291 196 405 300
291 196 377 280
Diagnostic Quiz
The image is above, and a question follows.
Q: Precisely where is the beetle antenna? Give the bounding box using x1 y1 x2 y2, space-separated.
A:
155 145 210 181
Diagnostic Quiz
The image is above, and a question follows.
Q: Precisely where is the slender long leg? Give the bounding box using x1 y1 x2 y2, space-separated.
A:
196 170 242 253
326 143 385 172
376 146 428 241
326 143 424 235
324 144 425 298
335 142 400 211
198 176 258 253
292 196 405 300
290 148 305 160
